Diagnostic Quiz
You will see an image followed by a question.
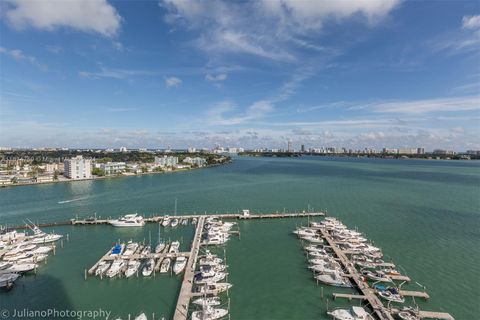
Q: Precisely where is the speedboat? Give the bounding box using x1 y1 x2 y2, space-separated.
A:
124 260 141 278
123 241 139 256
0 273 20 288
315 272 352 287
160 258 171 273
161 217 170 227
170 218 179 227
173 257 187 275
95 261 111 276
192 306 228 320
169 241 180 253
108 214 145 227
142 259 155 277
192 296 221 307
327 306 374 320
375 285 405 303
106 259 125 278
361 270 392 283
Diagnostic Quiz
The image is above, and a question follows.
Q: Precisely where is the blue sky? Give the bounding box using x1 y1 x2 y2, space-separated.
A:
0 0 479 150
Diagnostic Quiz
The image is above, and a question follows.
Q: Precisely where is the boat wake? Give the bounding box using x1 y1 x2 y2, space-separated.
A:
58 197 87 204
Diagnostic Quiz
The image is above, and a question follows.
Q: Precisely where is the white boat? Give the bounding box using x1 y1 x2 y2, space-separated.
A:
361 270 392 282
397 307 420 320
309 264 342 274
125 260 141 278
155 241 166 253
173 257 187 275
106 259 125 278
169 241 180 253
377 287 405 303
301 236 324 244
134 313 147 320
161 217 170 227
315 272 352 287
0 273 20 288
197 282 232 294
192 218 197 225
95 261 111 276
141 245 151 255
192 297 221 306
160 258 171 273
181 219 188 225
0 230 26 242
16 253 48 263
170 218 179 227
327 306 374 320
2 263 37 273
108 214 145 227
123 241 139 256
142 259 155 277
28 225 63 243
31 246 53 255
191 306 228 320
195 272 227 284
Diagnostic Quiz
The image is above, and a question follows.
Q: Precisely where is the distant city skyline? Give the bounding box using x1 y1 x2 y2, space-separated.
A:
1 1 479 151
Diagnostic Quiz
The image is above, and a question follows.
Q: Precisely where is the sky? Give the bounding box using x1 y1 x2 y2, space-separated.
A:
0 0 479 151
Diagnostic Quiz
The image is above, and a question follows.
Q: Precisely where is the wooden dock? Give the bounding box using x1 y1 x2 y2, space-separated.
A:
390 308 454 320
173 216 205 320
333 293 366 300
399 290 430 299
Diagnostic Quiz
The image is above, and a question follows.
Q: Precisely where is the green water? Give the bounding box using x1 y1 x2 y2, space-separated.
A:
0 156 479 319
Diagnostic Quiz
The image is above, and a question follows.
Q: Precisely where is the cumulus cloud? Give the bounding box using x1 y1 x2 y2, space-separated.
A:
5 0 121 37
462 15 480 30
165 76 182 87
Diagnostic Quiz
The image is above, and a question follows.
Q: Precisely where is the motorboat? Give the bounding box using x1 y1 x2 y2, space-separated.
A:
123 241 139 256
106 259 125 278
170 218 179 227
375 285 405 303
192 296 221 307
141 245 151 255
181 219 188 225
95 261 111 276
0 273 20 288
293 228 318 237
142 259 155 277
191 306 228 320
397 307 420 320
301 236 324 244
16 253 48 263
134 313 147 320
2 263 37 273
195 272 227 284
110 244 125 257
192 218 197 225
196 282 232 294
309 257 336 265
315 272 352 287
200 264 227 273
361 270 392 283
327 306 374 320
160 258 171 273
169 241 180 253
309 263 342 274
161 217 170 227
108 214 145 227
173 257 187 275
124 260 141 278
308 250 330 258
155 241 166 253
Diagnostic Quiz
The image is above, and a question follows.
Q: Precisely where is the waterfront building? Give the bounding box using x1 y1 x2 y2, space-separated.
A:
154 156 178 167
287 140 293 152
100 162 126 175
119 147 128 152
64 156 92 180
183 157 207 167
45 163 63 173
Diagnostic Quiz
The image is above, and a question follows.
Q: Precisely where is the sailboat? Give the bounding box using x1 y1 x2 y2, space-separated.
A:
155 223 166 253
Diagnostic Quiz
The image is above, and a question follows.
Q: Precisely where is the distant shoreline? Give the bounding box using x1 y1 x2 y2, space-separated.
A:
0 161 231 189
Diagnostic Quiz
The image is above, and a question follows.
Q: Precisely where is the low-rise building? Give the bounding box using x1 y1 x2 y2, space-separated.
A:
183 157 207 167
154 156 178 167
100 162 126 175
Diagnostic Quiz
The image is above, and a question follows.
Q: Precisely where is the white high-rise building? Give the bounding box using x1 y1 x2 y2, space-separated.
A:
64 156 92 180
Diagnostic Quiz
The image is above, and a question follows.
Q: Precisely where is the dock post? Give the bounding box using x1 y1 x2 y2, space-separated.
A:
321 287 324 299
84 269 87 280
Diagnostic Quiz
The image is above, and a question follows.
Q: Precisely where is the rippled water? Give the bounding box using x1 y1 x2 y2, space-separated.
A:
1 156 479 319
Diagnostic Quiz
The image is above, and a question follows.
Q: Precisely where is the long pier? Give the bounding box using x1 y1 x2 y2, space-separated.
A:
173 216 205 320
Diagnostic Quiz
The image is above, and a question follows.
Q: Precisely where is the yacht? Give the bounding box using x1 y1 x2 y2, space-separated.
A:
361 270 392 283
31 246 53 255
173 257 187 275
0 273 20 288
161 217 170 227
196 282 232 294
124 260 141 278
315 272 352 287
192 296 221 307
375 286 405 303
327 306 374 320
301 236 324 244
106 259 125 278
169 241 180 253
309 263 342 274
191 306 228 320
95 261 111 276
170 218 179 227
123 241 139 256
160 258 171 273
195 272 227 284
2 263 37 273
108 214 145 227
142 259 155 277
134 313 147 320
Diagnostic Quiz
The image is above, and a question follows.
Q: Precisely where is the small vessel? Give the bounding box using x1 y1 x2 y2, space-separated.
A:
31 246 53 255
361 270 392 283
315 272 352 287
108 214 145 227
161 217 170 227
134 313 147 320
397 307 420 320
170 218 179 227
173 257 187 275
142 259 155 277
192 297 221 307
301 236 324 244
155 223 166 253
0 273 20 288
327 306 374 320
309 263 342 275
191 306 228 320
124 260 141 278
160 258 171 273
95 261 111 276
375 285 405 303
141 245 151 255
110 244 125 257
169 241 180 253
194 272 227 284
196 282 232 294
106 259 125 278
192 218 197 225
181 219 188 225
123 241 139 256
3 263 37 273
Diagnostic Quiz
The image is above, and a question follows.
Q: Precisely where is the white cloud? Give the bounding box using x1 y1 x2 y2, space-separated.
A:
462 15 480 30
371 96 480 114
5 0 121 37
207 100 274 125
45 45 63 54
0 47 48 71
165 76 182 87
205 73 227 82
